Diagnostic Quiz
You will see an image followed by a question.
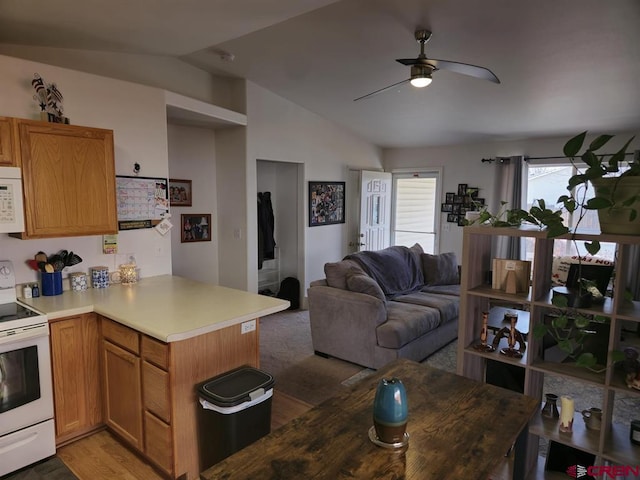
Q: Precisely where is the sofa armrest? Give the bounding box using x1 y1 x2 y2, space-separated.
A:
307 284 387 368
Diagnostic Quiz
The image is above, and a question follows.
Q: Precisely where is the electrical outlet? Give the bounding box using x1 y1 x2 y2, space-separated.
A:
241 319 256 334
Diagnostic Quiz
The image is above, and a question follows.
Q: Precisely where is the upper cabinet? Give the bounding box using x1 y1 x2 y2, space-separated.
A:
6 117 118 239
0 117 16 166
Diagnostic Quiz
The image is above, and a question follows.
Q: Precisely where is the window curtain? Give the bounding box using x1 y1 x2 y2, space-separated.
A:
493 156 525 260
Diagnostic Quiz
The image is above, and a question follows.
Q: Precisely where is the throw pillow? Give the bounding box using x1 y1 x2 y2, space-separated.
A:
422 252 459 286
409 243 424 263
324 260 365 290
346 273 386 302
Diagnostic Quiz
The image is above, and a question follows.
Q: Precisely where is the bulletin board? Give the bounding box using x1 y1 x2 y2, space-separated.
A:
116 175 169 230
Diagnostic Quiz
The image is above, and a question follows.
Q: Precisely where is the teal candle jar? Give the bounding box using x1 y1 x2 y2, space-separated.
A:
372 377 408 444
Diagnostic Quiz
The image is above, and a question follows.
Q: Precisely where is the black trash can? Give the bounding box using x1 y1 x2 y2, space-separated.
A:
196 366 274 471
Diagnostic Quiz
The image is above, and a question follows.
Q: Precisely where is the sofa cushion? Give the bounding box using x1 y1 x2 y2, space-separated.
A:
421 284 460 296
346 273 386 302
394 292 459 324
422 252 459 286
377 302 441 348
324 260 365 290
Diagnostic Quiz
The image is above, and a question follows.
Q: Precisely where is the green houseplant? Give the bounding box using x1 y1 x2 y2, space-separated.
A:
557 131 639 240
529 132 637 371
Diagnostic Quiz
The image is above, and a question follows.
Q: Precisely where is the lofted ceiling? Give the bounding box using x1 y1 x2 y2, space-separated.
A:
1 0 639 148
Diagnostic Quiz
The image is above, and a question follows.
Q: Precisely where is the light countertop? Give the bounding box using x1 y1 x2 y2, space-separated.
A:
19 275 290 342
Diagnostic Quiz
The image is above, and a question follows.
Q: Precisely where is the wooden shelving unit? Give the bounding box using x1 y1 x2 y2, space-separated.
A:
457 225 640 478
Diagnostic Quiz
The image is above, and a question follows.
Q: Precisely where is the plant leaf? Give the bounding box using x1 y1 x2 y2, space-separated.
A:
585 240 601 256
575 352 597 368
588 134 613 152
585 197 612 209
551 315 568 329
610 350 625 363
574 315 590 329
564 131 587 157
547 224 570 238
568 174 588 190
533 324 549 339
630 209 637 222
558 339 575 354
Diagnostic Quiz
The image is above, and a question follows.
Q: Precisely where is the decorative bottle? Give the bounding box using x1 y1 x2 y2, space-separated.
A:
372 377 408 444
541 393 559 419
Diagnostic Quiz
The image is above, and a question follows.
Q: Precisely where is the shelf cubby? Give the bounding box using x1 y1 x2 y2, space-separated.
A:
458 225 640 478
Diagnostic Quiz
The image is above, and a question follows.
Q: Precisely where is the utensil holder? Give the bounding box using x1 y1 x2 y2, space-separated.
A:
41 271 63 296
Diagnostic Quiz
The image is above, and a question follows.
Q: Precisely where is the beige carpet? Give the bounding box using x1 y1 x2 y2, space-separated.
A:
259 309 365 405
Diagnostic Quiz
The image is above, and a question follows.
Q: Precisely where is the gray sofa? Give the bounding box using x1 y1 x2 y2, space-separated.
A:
308 244 460 369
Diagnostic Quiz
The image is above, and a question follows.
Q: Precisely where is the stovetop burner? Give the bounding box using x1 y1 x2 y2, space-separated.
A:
0 302 41 323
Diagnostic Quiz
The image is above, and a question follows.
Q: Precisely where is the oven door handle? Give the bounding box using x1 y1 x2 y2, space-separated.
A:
0 324 49 346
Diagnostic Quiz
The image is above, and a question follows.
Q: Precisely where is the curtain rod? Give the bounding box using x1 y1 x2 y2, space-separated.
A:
481 152 635 163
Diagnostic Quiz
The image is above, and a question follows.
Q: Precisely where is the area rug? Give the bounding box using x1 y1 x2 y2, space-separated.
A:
260 310 639 425
3 457 78 480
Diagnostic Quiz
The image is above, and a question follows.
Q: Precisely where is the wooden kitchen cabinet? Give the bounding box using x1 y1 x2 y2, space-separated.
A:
8 117 117 238
49 313 103 446
99 314 259 479
0 117 16 166
102 325 144 450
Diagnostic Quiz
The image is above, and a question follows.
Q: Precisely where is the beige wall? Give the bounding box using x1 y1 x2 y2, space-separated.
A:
0 53 172 285
245 82 383 291
168 124 219 284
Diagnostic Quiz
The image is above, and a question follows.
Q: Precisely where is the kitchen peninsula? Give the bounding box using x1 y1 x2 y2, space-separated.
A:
20 275 289 480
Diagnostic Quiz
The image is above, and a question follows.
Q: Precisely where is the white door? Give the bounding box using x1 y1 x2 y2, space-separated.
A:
355 170 392 251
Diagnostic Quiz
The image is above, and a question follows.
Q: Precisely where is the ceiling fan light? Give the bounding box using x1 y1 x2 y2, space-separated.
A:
410 65 433 88
410 76 432 88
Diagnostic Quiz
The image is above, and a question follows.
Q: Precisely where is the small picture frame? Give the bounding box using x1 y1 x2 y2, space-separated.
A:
458 183 468 195
169 179 192 207
447 213 458 223
181 214 211 242
441 203 453 213
309 181 345 227
468 187 479 199
445 192 455 203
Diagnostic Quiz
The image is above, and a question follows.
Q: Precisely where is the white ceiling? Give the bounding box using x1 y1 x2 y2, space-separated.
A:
1 0 639 148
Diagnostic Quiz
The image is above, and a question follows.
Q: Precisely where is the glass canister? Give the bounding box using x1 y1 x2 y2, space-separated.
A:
119 263 138 285
70 272 88 291
90 266 109 288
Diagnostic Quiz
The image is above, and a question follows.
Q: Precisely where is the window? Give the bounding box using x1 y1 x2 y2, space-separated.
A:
525 161 616 261
391 171 440 253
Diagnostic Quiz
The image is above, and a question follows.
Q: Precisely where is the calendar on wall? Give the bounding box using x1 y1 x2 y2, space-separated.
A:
116 176 169 230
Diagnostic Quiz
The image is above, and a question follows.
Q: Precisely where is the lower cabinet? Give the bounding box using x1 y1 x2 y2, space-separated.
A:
102 339 143 449
100 316 174 476
50 313 103 445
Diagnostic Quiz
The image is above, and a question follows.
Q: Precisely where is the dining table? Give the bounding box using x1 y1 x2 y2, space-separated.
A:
200 358 539 480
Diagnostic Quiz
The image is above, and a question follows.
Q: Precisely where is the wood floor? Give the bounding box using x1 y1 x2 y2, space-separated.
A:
57 390 312 480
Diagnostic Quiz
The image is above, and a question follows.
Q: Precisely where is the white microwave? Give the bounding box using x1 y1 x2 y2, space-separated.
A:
0 167 25 233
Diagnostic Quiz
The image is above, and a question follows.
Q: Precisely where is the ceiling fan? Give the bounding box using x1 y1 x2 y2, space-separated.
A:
354 29 500 101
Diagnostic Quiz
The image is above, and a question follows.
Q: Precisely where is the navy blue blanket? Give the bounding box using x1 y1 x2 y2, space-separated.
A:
345 246 424 298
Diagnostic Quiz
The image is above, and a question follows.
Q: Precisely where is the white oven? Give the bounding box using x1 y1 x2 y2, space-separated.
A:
0 166 25 234
0 261 55 477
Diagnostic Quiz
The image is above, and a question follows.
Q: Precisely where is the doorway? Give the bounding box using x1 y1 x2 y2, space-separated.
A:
257 160 304 297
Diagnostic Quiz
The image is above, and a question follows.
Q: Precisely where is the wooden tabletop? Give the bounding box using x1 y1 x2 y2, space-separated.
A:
200 358 538 480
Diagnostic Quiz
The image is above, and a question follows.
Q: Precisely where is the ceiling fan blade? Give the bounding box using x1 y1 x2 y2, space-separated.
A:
429 59 500 84
353 78 411 102
396 58 420 66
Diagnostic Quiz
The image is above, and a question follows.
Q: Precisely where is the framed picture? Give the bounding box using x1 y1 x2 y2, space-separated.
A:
441 203 453 213
468 187 479 199
447 213 458 223
169 179 192 206
181 214 211 242
309 181 345 227
445 192 455 203
458 183 468 195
